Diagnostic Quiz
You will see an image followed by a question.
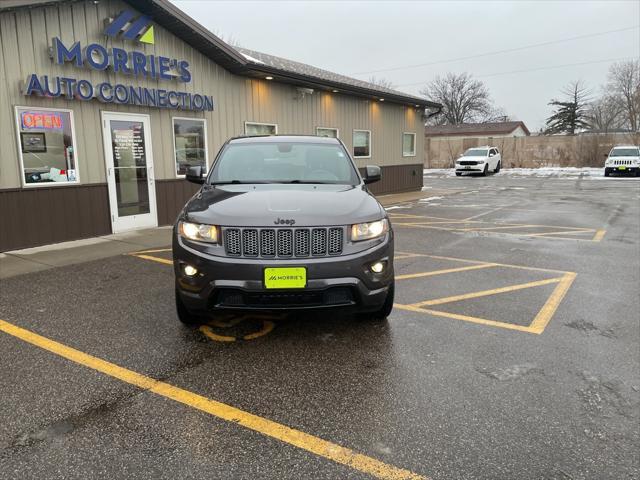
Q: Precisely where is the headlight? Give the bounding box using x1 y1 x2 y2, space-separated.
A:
351 218 389 241
179 221 219 243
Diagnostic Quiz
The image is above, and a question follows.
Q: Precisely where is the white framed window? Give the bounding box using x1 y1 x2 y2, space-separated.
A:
403 132 416 157
316 127 339 138
245 121 277 136
15 106 79 187
353 129 371 158
172 117 208 177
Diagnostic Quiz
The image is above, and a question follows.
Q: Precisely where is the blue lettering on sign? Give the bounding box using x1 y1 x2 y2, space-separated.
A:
51 38 192 83
23 74 215 112
28 36 214 111
53 38 83 67
25 74 44 96
98 82 113 102
77 79 93 100
85 43 109 70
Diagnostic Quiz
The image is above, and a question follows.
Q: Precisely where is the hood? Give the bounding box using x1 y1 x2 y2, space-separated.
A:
458 155 487 161
607 155 640 161
182 184 385 227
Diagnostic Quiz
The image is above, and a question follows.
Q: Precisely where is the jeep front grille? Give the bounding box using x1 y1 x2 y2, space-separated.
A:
613 160 633 165
224 227 344 257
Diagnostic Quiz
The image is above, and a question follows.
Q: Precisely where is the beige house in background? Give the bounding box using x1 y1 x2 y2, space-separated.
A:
425 121 531 141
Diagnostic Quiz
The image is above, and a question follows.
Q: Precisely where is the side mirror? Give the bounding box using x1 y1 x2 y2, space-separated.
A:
489 152 494 157
363 165 381 184
186 165 205 184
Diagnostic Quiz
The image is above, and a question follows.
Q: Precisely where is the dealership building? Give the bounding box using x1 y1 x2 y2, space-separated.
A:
0 0 438 252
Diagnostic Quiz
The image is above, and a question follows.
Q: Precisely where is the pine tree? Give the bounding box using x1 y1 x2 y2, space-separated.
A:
544 81 591 135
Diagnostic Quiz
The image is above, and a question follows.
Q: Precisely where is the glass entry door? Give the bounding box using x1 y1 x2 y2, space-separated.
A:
102 112 157 233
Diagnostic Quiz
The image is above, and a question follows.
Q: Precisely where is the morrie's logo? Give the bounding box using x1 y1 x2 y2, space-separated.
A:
104 10 155 44
274 218 296 226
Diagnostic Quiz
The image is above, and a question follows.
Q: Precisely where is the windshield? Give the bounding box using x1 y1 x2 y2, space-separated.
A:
464 148 488 157
209 142 360 185
610 147 639 157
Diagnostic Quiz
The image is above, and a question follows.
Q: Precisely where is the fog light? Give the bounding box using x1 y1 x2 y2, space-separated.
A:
183 265 198 277
371 261 385 273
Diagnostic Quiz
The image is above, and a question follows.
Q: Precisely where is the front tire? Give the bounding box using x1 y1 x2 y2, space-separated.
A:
455 172 462 177
493 161 501 173
370 281 394 321
604 169 610 177
482 164 489 176
175 288 202 325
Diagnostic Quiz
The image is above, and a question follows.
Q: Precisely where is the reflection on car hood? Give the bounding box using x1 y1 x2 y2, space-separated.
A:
458 156 487 161
182 184 385 227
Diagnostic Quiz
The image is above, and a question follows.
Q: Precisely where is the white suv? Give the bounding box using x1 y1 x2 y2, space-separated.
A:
455 146 501 176
604 145 640 177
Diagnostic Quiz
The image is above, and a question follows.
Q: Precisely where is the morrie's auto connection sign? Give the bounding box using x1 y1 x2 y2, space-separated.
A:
23 11 215 111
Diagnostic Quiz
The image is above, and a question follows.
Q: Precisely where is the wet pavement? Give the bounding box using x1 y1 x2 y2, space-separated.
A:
1 171 639 479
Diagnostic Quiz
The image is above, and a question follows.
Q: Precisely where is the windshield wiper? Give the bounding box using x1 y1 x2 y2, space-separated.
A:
209 180 269 185
285 180 331 184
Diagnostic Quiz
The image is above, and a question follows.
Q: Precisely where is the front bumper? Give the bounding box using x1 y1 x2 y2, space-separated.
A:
173 232 394 314
605 166 638 175
455 163 484 172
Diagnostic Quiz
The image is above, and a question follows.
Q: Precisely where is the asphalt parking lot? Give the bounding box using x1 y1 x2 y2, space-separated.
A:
1 170 639 479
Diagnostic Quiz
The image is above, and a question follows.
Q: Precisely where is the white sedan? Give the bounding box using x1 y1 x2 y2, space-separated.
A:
455 146 501 176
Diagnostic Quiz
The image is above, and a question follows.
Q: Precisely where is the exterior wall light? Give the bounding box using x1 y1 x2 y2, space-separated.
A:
265 76 273 80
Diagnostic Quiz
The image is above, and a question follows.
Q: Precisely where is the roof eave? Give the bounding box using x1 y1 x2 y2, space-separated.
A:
241 64 439 108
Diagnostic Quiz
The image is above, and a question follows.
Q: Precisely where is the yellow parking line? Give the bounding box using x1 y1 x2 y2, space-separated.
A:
592 229 607 242
131 248 172 255
527 272 576 334
0 319 427 480
458 224 543 232
243 320 275 340
393 304 535 334
131 253 173 265
396 263 496 280
396 252 570 274
411 277 564 307
523 230 595 238
399 220 478 226
200 325 237 342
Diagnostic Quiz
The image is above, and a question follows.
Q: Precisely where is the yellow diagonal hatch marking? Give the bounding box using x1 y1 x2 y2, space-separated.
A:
0 319 427 480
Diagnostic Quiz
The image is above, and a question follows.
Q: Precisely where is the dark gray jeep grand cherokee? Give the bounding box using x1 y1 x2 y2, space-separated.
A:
172 135 394 324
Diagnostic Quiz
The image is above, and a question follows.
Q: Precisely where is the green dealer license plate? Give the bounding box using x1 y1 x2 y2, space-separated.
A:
264 267 307 289
618 166 627 170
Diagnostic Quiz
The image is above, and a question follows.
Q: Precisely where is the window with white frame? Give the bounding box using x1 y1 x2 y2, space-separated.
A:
173 117 208 176
316 127 339 138
245 122 277 136
403 132 416 157
15 107 79 186
353 130 371 158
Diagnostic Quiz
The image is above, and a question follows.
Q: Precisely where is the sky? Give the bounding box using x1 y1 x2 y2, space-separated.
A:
170 0 640 131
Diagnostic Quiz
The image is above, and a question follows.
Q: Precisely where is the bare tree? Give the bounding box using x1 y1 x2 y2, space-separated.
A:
420 72 496 125
606 60 640 131
212 28 242 47
544 80 591 135
587 95 625 132
368 76 396 89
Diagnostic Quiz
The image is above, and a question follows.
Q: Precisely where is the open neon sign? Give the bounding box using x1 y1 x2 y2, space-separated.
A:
21 111 63 130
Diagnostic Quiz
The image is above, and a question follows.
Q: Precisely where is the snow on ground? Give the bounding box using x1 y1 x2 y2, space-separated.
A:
423 167 608 178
